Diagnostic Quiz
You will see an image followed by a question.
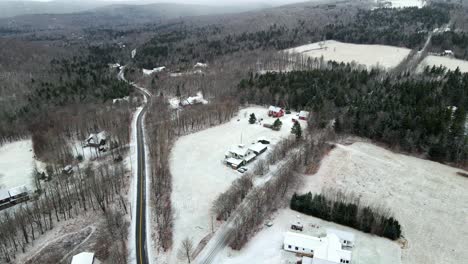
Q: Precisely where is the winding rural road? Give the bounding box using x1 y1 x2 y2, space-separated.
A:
118 67 151 264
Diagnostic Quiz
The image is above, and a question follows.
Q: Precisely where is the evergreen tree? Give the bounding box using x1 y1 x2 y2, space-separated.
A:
176 85 181 98
273 118 282 130
291 121 302 139
249 113 257 124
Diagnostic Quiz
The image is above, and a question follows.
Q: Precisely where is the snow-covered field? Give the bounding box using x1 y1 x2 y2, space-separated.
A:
214 208 402 264
167 106 305 263
286 40 411 70
299 142 468 264
0 140 35 190
213 141 467 264
418 55 468 73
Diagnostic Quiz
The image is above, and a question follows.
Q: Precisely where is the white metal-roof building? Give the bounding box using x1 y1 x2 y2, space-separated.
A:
248 143 268 155
283 230 353 264
71 252 95 264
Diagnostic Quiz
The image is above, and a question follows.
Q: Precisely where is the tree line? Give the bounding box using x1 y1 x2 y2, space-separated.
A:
290 191 402 240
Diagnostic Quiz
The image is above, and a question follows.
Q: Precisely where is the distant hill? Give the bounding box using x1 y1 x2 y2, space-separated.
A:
0 2 269 31
0 1 267 19
0 1 106 18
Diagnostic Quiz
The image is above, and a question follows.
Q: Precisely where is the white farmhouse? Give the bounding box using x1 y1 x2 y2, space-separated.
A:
283 229 354 264
226 144 256 162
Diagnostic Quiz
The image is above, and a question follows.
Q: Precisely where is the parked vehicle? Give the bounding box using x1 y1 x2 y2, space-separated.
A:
291 221 303 231
237 167 248 173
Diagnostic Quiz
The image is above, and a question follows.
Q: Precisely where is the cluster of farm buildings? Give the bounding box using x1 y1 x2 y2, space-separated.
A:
223 105 309 170
283 222 354 264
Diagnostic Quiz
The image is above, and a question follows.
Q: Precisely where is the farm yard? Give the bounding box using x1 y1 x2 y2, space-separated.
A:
286 40 412 70
166 106 306 263
213 208 402 264
299 142 468 264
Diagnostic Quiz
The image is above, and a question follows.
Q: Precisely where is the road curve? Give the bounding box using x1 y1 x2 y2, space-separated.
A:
119 67 151 264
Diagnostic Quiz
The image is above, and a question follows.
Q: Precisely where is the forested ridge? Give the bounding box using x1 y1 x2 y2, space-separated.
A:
238 64 468 164
324 5 450 49
135 4 454 68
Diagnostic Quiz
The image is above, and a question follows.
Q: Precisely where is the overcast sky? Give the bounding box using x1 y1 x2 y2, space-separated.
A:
21 0 309 4
14 0 311 6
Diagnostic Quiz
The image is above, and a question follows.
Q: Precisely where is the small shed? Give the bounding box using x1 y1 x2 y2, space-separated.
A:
299 111 310 120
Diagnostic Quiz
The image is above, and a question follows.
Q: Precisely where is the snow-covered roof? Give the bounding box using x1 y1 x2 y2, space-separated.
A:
181 92 208 106
268 106 282 112
142 66 166 75
244 153 257 163
327 228 355 243
225 158 243 166
299 111 310 118
302 256 314 264
87 131 108 145
0 189 10 201
9 185 28 197
229 145 251 157
71 252 94 264
194 62 208 68
248 143 267 154
284 231 352 263
112 96 129 104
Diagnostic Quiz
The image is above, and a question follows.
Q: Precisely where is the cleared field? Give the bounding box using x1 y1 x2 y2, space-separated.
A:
418 55 468 73
168 106 305 263
0 140 34 190
300 142 468 264
286 40 411 70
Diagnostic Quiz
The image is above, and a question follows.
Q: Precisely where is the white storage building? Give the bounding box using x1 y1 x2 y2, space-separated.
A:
283 229 354 264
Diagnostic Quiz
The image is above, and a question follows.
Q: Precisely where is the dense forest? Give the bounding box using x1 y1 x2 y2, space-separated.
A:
0 45 132 144
324 6 450 49
238 64 468 164
135 4 453 69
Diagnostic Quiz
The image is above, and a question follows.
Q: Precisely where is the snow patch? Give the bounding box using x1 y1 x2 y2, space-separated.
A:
142 66 166 75
0 140 35 191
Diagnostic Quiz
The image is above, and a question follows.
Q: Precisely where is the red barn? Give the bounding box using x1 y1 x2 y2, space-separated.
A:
268 106 284 118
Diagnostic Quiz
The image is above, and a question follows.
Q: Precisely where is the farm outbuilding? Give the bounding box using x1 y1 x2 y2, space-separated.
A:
248 143 268 155
71 252 96 264
283 230 353 264
225 157 245 169
299 111 310 120
268 106 285 118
